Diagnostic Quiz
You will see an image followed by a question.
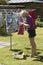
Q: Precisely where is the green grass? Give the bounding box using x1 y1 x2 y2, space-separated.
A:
0 27 43 65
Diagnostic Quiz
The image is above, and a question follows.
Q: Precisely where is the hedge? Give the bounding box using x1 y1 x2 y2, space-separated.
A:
36 18 43 27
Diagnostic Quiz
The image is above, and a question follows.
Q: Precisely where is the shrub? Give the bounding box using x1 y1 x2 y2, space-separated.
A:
0 17 6 35
36 19 43 27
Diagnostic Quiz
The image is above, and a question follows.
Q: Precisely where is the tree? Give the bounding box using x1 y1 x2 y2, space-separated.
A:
0 0 8 5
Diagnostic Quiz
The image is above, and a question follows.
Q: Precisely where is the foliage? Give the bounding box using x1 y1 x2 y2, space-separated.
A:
0 0 8 5
0 17 6 35
36 18 43 27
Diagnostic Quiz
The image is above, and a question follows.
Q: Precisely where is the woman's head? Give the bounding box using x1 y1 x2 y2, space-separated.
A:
20 10 28 18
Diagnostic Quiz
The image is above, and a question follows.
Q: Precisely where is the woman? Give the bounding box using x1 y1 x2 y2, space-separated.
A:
20 10 37 57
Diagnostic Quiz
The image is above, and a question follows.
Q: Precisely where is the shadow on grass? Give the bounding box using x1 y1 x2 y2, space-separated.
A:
33 56 43 62
14 54 29 60
11 49 29 60
11 48 43 60
0 34 12 37
25 47 43 51
14 58 26 60
11 49 22 52
25 47 43 62
0 31 17 37
25 47 43 55
25 47 31 50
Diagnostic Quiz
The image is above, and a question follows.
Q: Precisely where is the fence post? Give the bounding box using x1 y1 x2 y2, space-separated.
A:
10 33 12 50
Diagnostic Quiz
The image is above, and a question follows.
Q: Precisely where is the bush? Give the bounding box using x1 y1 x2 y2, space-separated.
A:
0 17 6 35
37 22 43 27
36 18 43 27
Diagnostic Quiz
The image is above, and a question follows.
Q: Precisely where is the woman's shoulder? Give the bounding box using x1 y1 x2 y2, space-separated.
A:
29 15 32 19
27 15 32 20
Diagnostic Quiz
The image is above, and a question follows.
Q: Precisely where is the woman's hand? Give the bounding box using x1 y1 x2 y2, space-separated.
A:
23 23 30 28
19 22 30 29
19 22 24 25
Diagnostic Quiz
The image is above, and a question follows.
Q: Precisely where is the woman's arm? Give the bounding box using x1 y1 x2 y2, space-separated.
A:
19 22 30 28
23 23 30 28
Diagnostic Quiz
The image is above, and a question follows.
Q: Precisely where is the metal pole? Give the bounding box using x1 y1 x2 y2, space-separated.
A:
10 33 12 50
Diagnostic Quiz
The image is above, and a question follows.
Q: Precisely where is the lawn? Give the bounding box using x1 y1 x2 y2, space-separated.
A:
0 27 43 65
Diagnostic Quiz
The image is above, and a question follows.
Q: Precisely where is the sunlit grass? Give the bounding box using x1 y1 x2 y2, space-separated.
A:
0 27 43 65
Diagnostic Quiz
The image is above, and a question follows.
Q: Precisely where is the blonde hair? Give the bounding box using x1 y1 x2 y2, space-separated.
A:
20 10 28 17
